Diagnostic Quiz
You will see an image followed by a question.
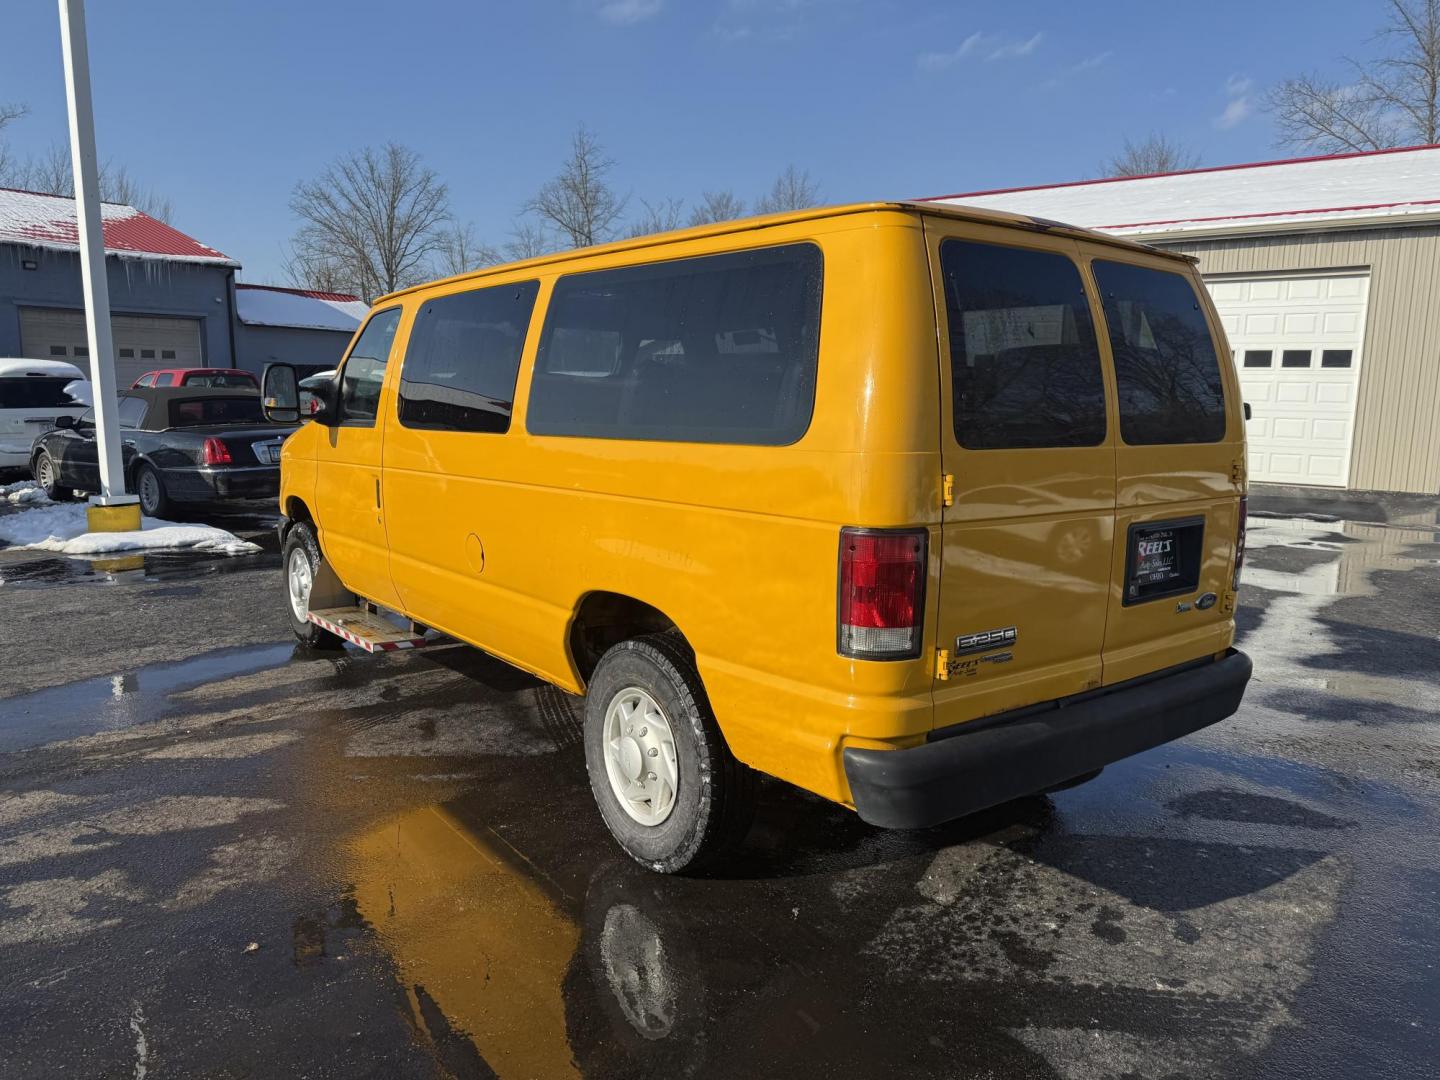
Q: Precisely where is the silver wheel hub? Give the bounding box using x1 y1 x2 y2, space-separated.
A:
602 687 678 826
287 546 313 623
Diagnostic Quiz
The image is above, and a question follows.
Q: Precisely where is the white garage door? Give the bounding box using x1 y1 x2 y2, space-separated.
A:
1206 273 1370 487
19 308 204 389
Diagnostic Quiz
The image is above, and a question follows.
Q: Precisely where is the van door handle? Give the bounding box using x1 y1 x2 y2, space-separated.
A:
375 478 381 509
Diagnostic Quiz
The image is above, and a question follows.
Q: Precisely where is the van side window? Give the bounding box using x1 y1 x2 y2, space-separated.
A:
398 282 539 434
527 243 823 446
940 240 1107 449
339 308 402 425
1093 261 1227 445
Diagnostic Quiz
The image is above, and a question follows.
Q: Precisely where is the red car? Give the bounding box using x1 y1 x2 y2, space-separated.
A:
131 368 258 389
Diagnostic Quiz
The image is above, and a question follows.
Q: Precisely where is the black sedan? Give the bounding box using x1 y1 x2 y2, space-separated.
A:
29 387 294 517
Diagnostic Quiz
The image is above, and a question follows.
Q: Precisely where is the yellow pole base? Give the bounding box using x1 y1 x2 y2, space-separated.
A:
86 502 142 533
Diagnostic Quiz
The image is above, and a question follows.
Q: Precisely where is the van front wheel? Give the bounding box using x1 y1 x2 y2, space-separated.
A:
585 635 756 874
282 522 345 650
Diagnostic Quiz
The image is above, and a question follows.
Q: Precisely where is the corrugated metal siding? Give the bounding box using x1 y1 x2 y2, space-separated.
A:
1161 225 1440 494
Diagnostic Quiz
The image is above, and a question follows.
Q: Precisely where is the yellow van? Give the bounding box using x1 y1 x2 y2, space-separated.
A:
261 201 1252 873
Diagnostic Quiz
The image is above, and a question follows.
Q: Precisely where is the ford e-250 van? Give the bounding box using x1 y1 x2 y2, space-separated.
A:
260 201 1252 873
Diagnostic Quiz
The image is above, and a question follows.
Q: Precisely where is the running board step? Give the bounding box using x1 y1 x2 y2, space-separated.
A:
308 607 430 652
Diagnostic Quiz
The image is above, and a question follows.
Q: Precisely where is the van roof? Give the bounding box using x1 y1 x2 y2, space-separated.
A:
376 200 1194 304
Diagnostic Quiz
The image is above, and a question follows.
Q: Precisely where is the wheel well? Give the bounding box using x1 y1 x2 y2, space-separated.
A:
285 497 314 525
569 592 682 683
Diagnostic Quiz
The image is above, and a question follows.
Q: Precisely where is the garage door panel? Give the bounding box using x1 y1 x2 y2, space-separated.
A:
1207 272 1369 488
19 308 203 389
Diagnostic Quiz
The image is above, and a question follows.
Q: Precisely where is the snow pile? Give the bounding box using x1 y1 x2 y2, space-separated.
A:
1 480 50 507
0 500 259 556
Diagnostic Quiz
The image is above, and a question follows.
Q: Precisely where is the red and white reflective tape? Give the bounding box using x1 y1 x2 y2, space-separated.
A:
307 612 427 652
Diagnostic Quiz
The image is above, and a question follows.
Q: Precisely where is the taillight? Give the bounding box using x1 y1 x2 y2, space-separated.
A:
837 527 927 659
202 437 232 465
1233 495 1247 589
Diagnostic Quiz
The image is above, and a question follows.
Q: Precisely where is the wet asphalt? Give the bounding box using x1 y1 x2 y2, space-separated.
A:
0 492 1438 1079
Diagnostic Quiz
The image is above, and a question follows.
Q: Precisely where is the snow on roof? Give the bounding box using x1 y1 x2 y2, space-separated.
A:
924 144 1440 240
0 357 88 380
235 284 368 332
0 187 236 266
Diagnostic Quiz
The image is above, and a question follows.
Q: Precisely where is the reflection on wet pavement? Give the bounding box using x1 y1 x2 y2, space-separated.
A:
0 505 1437 1078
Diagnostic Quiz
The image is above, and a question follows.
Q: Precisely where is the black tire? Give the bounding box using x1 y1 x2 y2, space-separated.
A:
134 463 170 518
282 522 345 650
31 451 72 501
584 634 757 874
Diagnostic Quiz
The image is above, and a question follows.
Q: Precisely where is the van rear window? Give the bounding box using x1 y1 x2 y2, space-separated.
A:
0 377 80 410
940 240 1107 450
526 243 823 446
1092 261 1227 445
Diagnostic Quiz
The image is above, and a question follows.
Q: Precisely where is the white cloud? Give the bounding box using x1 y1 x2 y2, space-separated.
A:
987 32 1042 61
1224 73 1253 97
917 31 988 70
1214 96 1253 130
1073 50 1112 72
598 0 663 24
918 30 1042 70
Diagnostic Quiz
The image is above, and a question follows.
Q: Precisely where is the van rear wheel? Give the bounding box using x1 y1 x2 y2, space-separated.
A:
585 634 756 874
283 522 345 650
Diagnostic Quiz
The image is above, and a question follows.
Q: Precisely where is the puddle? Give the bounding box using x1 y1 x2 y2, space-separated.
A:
0 641 299 754
0 547 279 588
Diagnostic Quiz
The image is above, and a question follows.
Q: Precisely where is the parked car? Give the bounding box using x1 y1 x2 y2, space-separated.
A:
132 367 258 389
0 358 91 470
298 369 337 416
261 200 1252 873
30 386 294 516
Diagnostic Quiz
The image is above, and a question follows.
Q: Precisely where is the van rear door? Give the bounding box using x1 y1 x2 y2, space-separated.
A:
925 219 1118 722
1076 244 1244 684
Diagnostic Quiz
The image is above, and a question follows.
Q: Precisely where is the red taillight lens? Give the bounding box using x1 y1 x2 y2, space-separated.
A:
1233 495 1247 589
202 437 232 465
838 527 927 659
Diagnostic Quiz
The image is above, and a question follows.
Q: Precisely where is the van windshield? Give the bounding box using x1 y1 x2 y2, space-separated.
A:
0 377 83 410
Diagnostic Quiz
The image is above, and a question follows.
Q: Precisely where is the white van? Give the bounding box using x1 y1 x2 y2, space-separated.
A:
0 359 91 470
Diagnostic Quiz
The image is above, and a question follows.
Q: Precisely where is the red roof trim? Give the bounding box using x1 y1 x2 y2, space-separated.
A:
1095 196 1440 232
919 142 1440 203
236 283 362 303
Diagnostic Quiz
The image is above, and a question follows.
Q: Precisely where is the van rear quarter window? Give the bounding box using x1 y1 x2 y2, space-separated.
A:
940 239 1107 449
1092 260 1227 445
526 243 823 445
399 281 539 434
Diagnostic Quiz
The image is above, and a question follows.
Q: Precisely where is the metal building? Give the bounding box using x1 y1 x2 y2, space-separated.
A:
929 145 1440 494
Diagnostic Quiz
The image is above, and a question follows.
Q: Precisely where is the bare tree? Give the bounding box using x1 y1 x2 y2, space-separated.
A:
280 245 356 295
626 197 685 237
688 189 746 226
1268 0 1439 151
434 222 500 277
289 143 450 302
526 125 628 248
504 220 554 262
0 102 28 182
753 165 821 214
0 131 175 222
1102 133 1201 177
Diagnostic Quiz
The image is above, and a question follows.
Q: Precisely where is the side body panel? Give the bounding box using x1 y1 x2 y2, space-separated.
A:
380 214 941 802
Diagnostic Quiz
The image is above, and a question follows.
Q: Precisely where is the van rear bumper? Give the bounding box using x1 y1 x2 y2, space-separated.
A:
843 649 1252 829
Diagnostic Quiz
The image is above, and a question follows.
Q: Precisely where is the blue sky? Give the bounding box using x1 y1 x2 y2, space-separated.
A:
1 0 1382 284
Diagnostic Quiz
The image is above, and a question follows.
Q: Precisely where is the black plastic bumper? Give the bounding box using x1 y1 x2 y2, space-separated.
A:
844 649 1252 829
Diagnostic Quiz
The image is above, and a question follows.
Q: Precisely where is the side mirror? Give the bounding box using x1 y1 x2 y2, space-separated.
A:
299 374 340 426
261 363 301 425
55 414 76 430
1243 402 1252 421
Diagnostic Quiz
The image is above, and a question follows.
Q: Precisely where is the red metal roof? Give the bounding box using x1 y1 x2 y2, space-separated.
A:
0 186 236 266
235 283 361 303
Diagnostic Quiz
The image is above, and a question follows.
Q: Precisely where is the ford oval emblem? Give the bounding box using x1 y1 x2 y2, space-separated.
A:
1196 592 1218 610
